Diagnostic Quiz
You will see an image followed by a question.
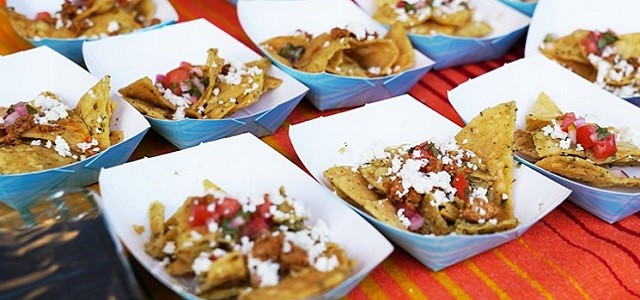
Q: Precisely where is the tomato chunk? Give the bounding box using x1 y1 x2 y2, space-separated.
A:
452 172 468 200
560 112 576 132
576 124 598 149
35 12 51 21
216 197 241 218
593 134 617 159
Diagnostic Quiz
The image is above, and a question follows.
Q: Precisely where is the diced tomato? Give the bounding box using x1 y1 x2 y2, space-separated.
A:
256 198 271 219
179 61 193 69
189 202 209 228
576 124 598 149
216 197 241 218
452 172 468 200
593 134 617 159
241 215 270 239
560 112 576 132
35 12 51 21
580 31 602 55
117 0 129 5
163 67 190 89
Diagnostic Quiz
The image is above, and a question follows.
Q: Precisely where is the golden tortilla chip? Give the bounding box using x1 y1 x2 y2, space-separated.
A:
329 55 369 77
0 144 77 174
514 129 540 160
119 77 176 110
455 20 493 38
455 101 517 220
200 251 248 292
83 9 142 37
21 110 92 153
261 35 310 67
431 8 473 27
540 30 591 65
525 92 563 131
531 131 584 158
347 38 399 75
295 32 351 73
363 198 406 230
121 96 171 119
614 32 640 59
74 75 116 149
536 155 640 187
410 21 456 36
385 23 415 72
190 48 226 112
2 7 75 39
323 166 380 208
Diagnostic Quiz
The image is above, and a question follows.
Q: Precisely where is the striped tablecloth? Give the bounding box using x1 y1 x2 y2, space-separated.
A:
1 1 639 299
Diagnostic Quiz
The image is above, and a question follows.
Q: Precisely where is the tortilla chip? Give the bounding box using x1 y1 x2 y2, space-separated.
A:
385 23 414 72
455 20 493 38
83 9 142 37
74 75 116 149
119 77 176 110
531 131 584 158
190 48 226 112
455 101 517 220
295 32 351 73
535 155 640 187
525 92 563 131
109 130 124 145
21 110 92 153
431 8 473 27
323 166 380 207
363 198 406 230
614 32 640 59
200 251 248 292
0 144 77 174
541 30 591 64
410 21 456 36
514 129 540 160
2 7 75 39
347 37 399 75
329 55 369 77
121 96 171 119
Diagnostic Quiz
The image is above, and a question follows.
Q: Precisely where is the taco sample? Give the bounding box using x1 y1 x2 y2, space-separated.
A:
261 24 415 78
143 183 355 299
2 0 160 40
515 92 640 187
540 29 640 98
0 76 122 174
372 0 493 37
118 48 282 120
324 101 519 235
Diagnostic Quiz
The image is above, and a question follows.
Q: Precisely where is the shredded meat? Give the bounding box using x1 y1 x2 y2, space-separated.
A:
384 178 422 211
251 234 283 261
0 114 35 145
459 198 499 223
280 243 308 272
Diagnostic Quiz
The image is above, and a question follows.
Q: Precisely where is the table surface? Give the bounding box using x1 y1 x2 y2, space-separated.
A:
2 1 640 299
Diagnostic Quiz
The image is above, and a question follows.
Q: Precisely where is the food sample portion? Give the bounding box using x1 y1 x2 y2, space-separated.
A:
372 0 493 37
119 48 282 120
324 101 519 235
0 76 122 174
261 23 415 78
2 0 160 40
540 29 640 98
516 92 640 187
143 183 355 299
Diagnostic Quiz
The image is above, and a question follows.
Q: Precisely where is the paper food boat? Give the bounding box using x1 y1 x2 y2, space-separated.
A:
238 0 435 111
6 0 179 64
354 0 530 69
450 54 640 223
524 0 640 105
0 46 150 209
99 133 393 299
289 94 570 270
499 0 537 16
83 18 308 149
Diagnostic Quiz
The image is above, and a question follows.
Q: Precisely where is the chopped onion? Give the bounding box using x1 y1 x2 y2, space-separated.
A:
192 67 203 77
180 81 190 92
229 215 245 228
567 128 577 144
192 77 205 94
574 117 585 128
408 214 425 231
2 102 29 127
155 74 166 85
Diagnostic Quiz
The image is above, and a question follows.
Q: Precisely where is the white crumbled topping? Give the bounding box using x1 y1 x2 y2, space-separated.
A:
541 122 568 140
218 59 263 86
558 138 571 150
162 89 191 120
107 20 120 33
322 40 330 48
77 138 99 152
192 252 212 276
345 23 368 40
587 47 640 98
576 143 584 151
396 208 411 228
30 140 42 146
212 248 227 258
190 230 203 241
501 193 508 200
367 66 381 75
45 140 53 149
162 241 176 255
240 195 265 214
239 236 254 255
247 256 280 287
33 93 70 124
470 187 488 201
282 241 292 253
213 88 220 96
207 221 218 233
54 135 73 158
488 218 498 225
313 255 340 272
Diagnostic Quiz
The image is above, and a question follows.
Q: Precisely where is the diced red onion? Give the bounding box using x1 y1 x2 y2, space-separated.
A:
155 74 166 85
229 215 245 228
567 128 577 144
2 102 29 127
408 214 425 231
192 67 203 77
180 81 190 92
574 117 585 128
192 77 205 94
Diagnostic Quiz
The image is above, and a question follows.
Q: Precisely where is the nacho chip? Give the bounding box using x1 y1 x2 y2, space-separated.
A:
384 23 415 72
1 7 75 39
363 199 406 230
455 101 517 220
74 75 116 149
525 92 563 131
347 37 399 75
514 129 540 160
540 30 591 64
21 110 92 153
119 77 177 110
409 21 456 36
455 20 493 38
323 166 380 207
295 31 351 73
535 156 640 187
431 8 473 27
0 144 77 174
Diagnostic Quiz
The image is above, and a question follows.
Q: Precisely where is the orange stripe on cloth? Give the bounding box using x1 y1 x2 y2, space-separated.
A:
492 248 554 299
432 271 472 299
517 238 590 299
347 270 391 300
381 259 428 300
463 260 510 300
0 8 33 55
389 250 461 299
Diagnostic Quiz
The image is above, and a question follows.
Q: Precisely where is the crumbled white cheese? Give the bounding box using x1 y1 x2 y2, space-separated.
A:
107 20 120 33
33 93 70 124
247 256 280 287
396 208 411 228
192 252 212 276
54 135 73 158
162 241 176 255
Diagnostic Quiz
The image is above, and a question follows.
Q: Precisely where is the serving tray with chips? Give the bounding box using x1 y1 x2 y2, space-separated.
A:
99 133 393 299
0 46 149 209
450 54 640 223
290 94 570 270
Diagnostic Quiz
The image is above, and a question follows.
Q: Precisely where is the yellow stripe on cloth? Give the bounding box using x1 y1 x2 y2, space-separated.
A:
493 248 554 299
517 239 590 299
464 260 511 300
358 276 390 300
433 271 471 299
382 259 428 300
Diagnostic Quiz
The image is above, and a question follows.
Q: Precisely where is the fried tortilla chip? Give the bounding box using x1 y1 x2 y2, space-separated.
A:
614 32 640 59
455 20 493 38
541 30 591 65
0 144 77 174
2 7 75 39
536 156 640 187
323 166 379 208
384 23 415 72
74 75 116 149
455 101 517 220
295 32 351 73
119 77 176 110
347 37 399 75
514 129 540 159
261 35 310 67
21 110 93 153
525 92 563 131
200 251 248 292
83 9 142 37
431 8 473 27
363 198 406 230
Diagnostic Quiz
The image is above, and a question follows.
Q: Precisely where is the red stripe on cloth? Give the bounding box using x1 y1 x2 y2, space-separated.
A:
389 250 460 299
